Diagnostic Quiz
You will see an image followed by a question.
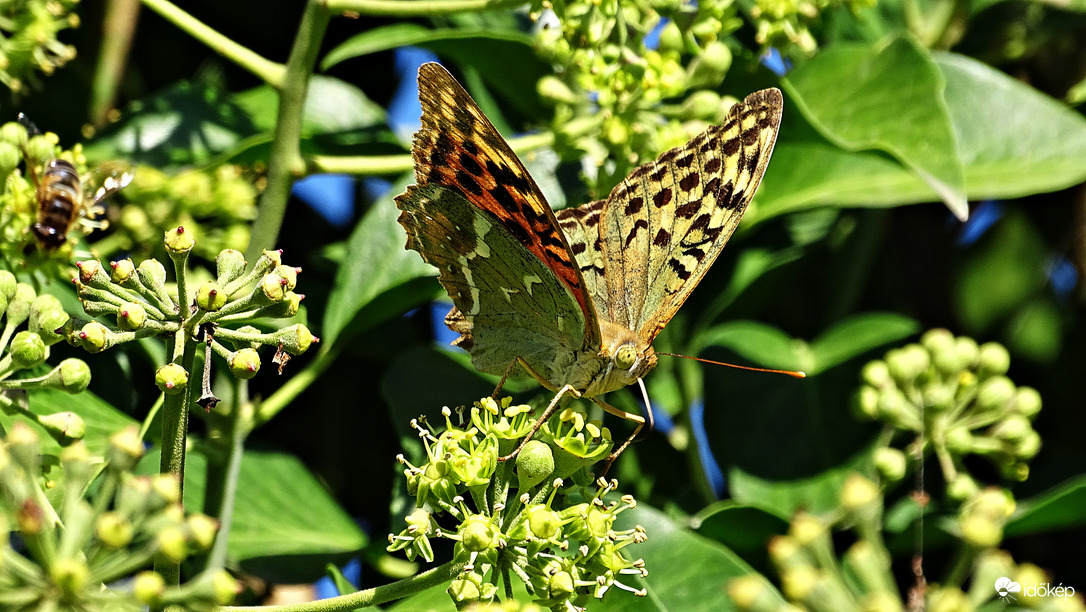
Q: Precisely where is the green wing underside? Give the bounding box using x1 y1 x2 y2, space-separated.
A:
397 183 586 379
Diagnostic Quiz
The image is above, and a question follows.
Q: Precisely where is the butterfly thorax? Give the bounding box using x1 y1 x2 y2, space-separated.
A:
562 321 657 397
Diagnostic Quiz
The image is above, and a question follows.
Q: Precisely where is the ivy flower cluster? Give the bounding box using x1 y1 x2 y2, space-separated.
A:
854 329 1041 499
388 397 648 609
0 422 237 610
99 164 258 264
0 0 80 93
65 228 316 406
0 270 91 443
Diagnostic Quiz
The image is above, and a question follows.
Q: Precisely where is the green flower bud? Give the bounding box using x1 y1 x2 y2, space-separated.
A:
545 568 575 599
976 376 1015 413
0 121 25 146
861 360 892 388
682 90 723 122
10 330 46 369
960 514 1002 548
133 571 166 605
0 142 18 175
459 515 497 553
275 265 299 291
6 283 36 327
187 513 220 551
853 386 879 419
38 411 85 442
1011 386 1041 418
211 569 239 605
157 525 189 563
196 281 227 312
516 440 555 490
537 75 580 105
727 574 777 610
164 225 195 253
60 441 93 482
448 572 483 605
50 557 89 598
920 328 955 358
7 421 42 473
687 40 732 88
780 565 819 601
215 249 247 286
277 324 317 355
0 270 16 303
155 363 188 395
976 342 1010 377
108 426 144 470
95 512 133 548
30 300 68 346
944 425 973 453
656 21 684 54
922 384 954 412
873 447 906 482
953 336 979 370
151 473 181 504
947 474 979 501
117 301 147 331
79 321 110 353
1014 431 1041 460
887 344 929 385
928 587 971 612
46 358 92 393
991 413 1031 443
257 291 303 318
228 348 261 379
110 258 136 283
259 272 287 303
840 473 879 510
527 505 562 540
26 135 55 165
136 259 167 292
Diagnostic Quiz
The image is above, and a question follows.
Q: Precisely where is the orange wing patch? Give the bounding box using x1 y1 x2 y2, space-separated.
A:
412 63 599 348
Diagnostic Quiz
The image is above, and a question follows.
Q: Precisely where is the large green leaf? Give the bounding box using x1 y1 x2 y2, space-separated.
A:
728 451 877 518
784 36 967 218
143 447 366 582
1007 474 1086 536
322 184 440 349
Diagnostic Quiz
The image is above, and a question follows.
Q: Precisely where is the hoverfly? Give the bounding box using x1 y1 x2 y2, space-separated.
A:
17 114 132 251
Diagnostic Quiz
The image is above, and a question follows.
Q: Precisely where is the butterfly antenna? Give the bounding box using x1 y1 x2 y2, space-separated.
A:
657 353 806 379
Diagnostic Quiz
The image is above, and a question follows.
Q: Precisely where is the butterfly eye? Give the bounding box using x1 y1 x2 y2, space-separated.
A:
614 345 638 371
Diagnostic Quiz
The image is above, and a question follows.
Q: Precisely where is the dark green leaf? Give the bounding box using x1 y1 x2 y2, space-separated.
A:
1007 475 1086 536
728 452 877 517
0 388 137 458
809 313 921 374
785 36 966 218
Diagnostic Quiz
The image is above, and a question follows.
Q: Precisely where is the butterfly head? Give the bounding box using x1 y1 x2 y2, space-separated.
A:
583 322 657 397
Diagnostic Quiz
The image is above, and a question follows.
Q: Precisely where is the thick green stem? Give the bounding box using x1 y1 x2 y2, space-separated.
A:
245 1 331 260
205 385 252 570
139 0 284 85
155 327 198 586
219 561 466 611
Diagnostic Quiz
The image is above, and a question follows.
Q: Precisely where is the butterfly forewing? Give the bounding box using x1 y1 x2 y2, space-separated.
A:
411 63 601 350
599 88 783 344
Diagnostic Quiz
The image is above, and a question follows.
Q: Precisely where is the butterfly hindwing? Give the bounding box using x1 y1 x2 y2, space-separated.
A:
411 63 601 350
555 200 611 323
398 183 586 379
599 88 783 344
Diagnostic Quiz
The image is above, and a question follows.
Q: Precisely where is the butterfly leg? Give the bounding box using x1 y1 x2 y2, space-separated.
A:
590 396 648 476
497 357 581 462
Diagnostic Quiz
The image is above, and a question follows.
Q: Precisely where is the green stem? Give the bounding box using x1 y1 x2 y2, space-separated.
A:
139 0 285 85
89 0 140 126
219 561 465 611
154 327 198 587
205 384 251 570
325 0 525 16
245 1 331 259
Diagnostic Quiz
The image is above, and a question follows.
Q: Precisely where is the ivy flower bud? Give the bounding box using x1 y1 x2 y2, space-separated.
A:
0 141 18 175
157 525 189 563
6 282 35 327
259 272 287 303
840 473 879 511
133 571 166 605
46 358 92 393
687 40 732 87
212 569 239 605
117 302 147 331
215 249 247 285
196 281 227 312
50 557 89 598
228 348 261 379
976 342 1010 377
110 258 136 283
79 321 110 353
38 411 85 442
516 440 555 490
0 269 15 303
276 324 317 355
257 291 302 318
976 376 1015 413
95 512 134 548
187 513 220 551
164 225 195 254
10 330 46 369
76 259 110 287
137 259 167 293
275 265 299 291
459 514 498 553
861 360 892 388
873 447 906 482
155 363 188 395
151 474 181 504
527 505 562 540
108 426 144 470
1011 386 1041 418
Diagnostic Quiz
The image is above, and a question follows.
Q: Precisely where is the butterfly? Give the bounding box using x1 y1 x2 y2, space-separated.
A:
396 62 783 464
